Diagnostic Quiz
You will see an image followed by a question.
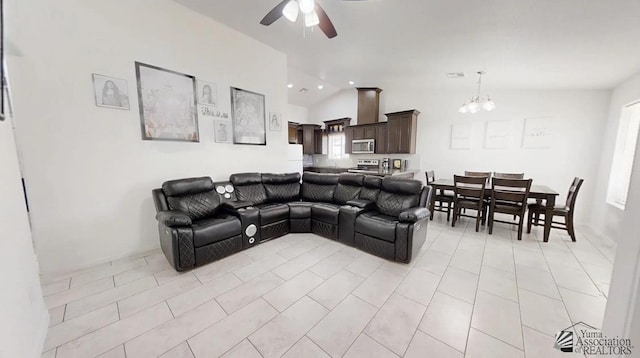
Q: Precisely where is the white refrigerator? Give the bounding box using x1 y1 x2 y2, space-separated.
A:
285 144 303 174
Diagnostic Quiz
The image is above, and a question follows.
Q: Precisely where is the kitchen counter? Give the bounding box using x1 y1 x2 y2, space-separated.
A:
303 166 356 174
347 169 417 178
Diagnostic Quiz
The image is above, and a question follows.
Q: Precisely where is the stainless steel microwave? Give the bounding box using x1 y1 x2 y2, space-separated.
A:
352 139 375 154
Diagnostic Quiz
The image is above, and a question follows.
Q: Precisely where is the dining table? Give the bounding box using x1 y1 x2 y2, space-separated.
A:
427 178 560 242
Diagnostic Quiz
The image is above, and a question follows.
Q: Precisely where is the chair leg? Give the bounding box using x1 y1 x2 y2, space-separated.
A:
517 215 524 240
451 207 458 227
446 202 451 221
567 214 576 242
488 208 494 235
527 210 533 234
475 214 481 232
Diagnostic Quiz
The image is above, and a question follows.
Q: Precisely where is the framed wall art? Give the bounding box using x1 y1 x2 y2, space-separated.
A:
484 120 511 149
522 117 553 149
197 80 217 107
450 123 472 150
230 87 266 145
135 62 199 142
269 112 282 131
92 74 130 110
214 119 232 143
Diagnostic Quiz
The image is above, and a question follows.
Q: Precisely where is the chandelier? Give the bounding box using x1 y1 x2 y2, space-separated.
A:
458 71 496 114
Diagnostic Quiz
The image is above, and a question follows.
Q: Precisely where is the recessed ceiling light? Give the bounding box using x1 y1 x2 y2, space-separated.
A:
287 83 294 88
348 80 355 85
318 85 324 90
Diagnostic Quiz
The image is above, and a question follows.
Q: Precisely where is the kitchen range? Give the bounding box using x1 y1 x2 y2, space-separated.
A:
347 159 415 178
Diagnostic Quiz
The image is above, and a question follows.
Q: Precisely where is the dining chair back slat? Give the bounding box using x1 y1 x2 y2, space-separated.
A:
452 175 487 232
425 170 454 221
488 178 532 240
494 172 525 179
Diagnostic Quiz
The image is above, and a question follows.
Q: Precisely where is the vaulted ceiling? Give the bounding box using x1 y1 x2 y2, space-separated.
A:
174 0 640 106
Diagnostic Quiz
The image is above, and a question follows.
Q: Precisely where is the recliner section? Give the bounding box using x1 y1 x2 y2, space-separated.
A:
153 172 432 271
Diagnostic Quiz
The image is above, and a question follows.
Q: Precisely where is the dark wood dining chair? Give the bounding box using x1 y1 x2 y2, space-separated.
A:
527 177 584 242
488 178 532 240
452 175 487 232
494 172 525 179
426 171 454 221
463 171 491 215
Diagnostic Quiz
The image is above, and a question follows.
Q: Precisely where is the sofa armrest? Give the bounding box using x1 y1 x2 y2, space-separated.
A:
221 200 253 211
346 199 375 210
156 210 192 227
399 207 430 223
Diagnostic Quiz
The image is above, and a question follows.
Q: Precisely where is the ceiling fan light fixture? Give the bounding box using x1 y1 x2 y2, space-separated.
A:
299 0 315 14
304 10 320 27
282 0 299 22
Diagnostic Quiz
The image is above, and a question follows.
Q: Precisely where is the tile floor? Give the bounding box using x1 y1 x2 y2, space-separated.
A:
39 215 616 357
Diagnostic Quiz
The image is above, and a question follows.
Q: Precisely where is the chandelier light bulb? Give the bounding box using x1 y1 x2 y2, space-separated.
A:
458 71 496 114
299 0 315 14
458 103 468 113
282 0 299 22
467 100 479 113
304 10 320 27
483 97 496 111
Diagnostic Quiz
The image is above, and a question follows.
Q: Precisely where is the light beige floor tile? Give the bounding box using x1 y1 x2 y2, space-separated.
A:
307 295 378 358
249 296 328 358
344 254 384 278
482 247 515 273
582 262 613 286
364 293 426 355
449 247 483 274
549 264 602 296
44 277 114 309
516 264 561 299
44 304 119 352
42 278 71 297
56 303 173 358
471 291 523 349
519 289 572 336
216 272 284 313
512 246 549 271
65 276 157 320
233 254 287 282
69 258 146 288
244 236 295 260
414 250 451 275
118 274 200 318
437 266 479 303
404 331 463 358
167 273 242 317
96 344 125 358
522 326 566 358
282 336 329 358
188 299 278 358
352 269 403 307
339 245 365 259
418 292 472 352
395 268 441 305
343 334 398 358
273 244 342 280
263 270 324 312
42 349 56 358
221 339 262 358
308 270 365 309
49 305 66 327
429 234 461 255
309 252 355 279
193 253 255 283
40 262 112 285
465 328 524 358
277 237 324 259
159 342 194 358
113 259 171 286
477 265 518 302
125 298 226 357
378 260 414 277
559 287 607 329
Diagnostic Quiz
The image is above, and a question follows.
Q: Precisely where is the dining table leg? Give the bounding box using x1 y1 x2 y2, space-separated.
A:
543 194 555 242
429 185 437 220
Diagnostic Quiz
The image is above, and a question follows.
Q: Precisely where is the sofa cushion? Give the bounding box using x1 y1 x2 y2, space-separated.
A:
192 214 241 247
162 177 214 196
262 173 301 202
288 201 312 219
301 173 339 202
359 176 382 201
334 174 364 204
311 203 341 225
230 173 268 205
259 203 290 226
355 212 398 243
376 178 423 217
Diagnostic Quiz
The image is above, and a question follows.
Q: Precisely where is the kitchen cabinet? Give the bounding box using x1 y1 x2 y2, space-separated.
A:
288 122 299 144
364 126 376 140
314 129 324 154
374 124 388 154
386 110 420 154
352 126 365 140
299 124 321 155
344 127 353 153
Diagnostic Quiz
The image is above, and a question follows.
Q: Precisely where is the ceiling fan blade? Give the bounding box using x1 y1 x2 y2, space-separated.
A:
260 0 289 26
314 3 337 38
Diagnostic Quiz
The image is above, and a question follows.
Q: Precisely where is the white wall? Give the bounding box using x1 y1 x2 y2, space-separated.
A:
0 117 48 356
309 88 611 223
591 72 640 241
287 104 309 124
7 0 290 274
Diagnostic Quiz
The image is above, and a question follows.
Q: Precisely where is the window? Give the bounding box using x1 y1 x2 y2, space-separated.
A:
328 133 347 160
607 100 640 210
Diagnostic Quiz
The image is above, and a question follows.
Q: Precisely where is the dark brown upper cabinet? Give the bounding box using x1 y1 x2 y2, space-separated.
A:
356 88 382 125
298 124 322 155
314 129 324 154
288 122 299 144
386 110 420 154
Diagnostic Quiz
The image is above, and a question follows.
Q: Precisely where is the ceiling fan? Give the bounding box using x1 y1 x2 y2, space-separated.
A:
260 0 364 39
